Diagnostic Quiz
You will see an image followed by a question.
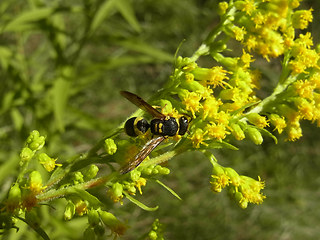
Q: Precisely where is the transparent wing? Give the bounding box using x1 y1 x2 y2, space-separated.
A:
120 136 165 174
120 91 165 119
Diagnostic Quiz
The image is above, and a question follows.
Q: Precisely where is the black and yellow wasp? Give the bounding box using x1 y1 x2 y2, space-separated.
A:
120 91 189 174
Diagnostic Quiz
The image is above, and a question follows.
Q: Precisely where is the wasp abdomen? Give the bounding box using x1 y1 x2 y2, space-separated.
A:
124 117 150 137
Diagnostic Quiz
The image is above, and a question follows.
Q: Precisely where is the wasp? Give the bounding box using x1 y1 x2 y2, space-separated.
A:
120 91 189 174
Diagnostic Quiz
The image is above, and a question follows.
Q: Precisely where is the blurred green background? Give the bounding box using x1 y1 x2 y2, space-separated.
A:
1 0 320 239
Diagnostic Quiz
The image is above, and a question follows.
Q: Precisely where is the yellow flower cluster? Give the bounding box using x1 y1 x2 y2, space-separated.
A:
223 0 313 61
210 159 265 208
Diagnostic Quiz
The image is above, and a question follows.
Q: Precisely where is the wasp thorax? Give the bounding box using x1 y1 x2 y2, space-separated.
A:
150 117 179 136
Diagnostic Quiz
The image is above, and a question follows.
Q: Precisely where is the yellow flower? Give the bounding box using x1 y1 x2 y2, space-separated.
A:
135 178 147 195
202 97 221 120
293 80 315 99
292 8 313 29
295 98 314 120
236 0 256 16
189 128 208 148
240 50 255 69
297 32 313 48
210 174 230 193
28 171 46 194
181 91 202 118
286 123 302 141
192 66 230 88
309 72 320 89
206 122 229 141
231 26 246 42
38 153 62 172
269 114 287 134
239 176 266 205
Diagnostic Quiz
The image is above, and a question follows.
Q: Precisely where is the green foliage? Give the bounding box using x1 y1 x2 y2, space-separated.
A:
1 0 320 239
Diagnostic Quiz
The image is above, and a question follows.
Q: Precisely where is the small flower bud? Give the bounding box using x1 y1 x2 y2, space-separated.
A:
99 211 127 236
230 123 245 140
158 166 170 175
130 169 141 182
247 113 269 128
64 201 75 221
71 172 84 184
104 138 117 155
108 182 123 203
218 2 228 15
88 209 100 226
82 164 99 180
224 167 241 187
26 130 40 144
28 136 45 151
6 184 21 212
234 191 248 209
246 126 263 145
149 230 158 240
20 147 34 162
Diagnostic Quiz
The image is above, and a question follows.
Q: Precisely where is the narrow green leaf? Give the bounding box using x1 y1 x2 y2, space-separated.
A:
206 140 238 150
124 192 159 211
231 101 261 116
0 46 12 70
0 154 19 185
3 8 54 32
259 128 278 144
155 179 182 200
90 0 117 35
116 40 173 62
68 188 102 207
52 77 71 132
17 217 50 240
10 108 24 131
115 0 141 32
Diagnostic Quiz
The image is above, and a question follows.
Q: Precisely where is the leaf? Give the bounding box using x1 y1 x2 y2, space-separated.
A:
10 108 24 131
231 101 261 116
259 127 278 144
90 0 117 35
3 8 54 32
206 140 238 150
67 188 102 207
0 154 19 186
116 40 173 62
155 179 182 200
124 192 159 211
0 46 12 70
115 0 141 32
52 77 71 132
17 217 50 240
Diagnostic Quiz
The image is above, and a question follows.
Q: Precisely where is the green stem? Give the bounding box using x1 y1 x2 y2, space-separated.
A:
37 172 118 203
245 75 297 115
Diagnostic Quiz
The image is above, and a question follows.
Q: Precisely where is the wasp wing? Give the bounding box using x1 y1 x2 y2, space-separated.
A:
120 91 165 119
120 136 166 174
